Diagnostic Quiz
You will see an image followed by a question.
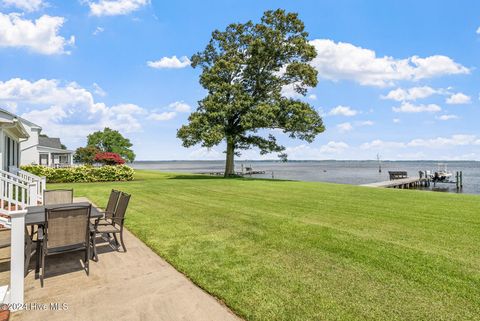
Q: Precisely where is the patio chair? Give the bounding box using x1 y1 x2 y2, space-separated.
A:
95 189 121 227
91 192 130 257
43 189 74 205
38 205 92 287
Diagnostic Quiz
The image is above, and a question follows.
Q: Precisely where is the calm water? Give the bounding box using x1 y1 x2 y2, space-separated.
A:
132 160 480 195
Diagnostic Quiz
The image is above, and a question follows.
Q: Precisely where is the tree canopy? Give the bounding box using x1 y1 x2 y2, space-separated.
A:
87 128 135 162
73 146 99 165
177 9 324 176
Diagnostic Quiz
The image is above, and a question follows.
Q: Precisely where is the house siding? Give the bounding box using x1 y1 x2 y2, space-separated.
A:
19 125 41 166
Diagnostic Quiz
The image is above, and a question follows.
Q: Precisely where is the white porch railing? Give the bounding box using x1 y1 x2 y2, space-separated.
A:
7 167 46 204
0 168 46 309
0 209 26 309
0 177 37 212
0 170 39 208
17 170 46 204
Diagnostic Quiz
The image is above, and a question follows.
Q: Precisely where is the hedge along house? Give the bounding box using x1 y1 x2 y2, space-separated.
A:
20 118 73 168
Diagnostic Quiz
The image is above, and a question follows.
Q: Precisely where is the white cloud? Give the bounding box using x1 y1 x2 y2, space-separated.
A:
93 27 104 35
88 0 150 16
337 122 353 133
284 141 349 159
147 55 191 69
357 120 374 126
336 120 373 133
328 105 358 117
0 13 74 55
477 27 480 34
308 94 317 100
381 86 441 101
281 84 300 98
310 39 469 87
319 141 349 153
147 101 191 121
93 83 106 96
0 78 145 146
360 140 406 150
392 102 441 113
147 111 176 121
408 135 479 148
393 118 401 123
361 134 480 151
169 101 191 113
446 92 471 104
1 0 44 12
436 114 458 121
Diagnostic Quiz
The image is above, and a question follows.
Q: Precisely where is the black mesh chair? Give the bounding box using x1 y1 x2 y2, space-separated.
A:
95 190 121 226
91 192 130 259
37 205 92 287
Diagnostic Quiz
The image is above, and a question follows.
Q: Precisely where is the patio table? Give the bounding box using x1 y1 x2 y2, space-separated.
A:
25 202 103 225
24 202 104 271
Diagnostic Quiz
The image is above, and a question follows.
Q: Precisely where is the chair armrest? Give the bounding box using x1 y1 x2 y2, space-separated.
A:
111 217 125 224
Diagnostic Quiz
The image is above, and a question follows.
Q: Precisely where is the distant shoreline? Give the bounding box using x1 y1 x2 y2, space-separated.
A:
131 160 480 195
133 159 480 163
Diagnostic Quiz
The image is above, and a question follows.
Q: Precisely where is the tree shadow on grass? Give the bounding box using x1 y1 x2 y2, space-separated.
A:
168 174 291 182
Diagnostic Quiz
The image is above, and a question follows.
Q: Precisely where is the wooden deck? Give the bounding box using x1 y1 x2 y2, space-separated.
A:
361 177 429 189
0 198 241 321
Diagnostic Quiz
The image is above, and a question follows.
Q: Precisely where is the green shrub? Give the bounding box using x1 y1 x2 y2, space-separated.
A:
20 165 135 183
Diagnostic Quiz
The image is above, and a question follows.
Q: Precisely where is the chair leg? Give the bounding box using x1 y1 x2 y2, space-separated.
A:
119 229 127 253
24 232 32 277
91 232 98 262
112 233 120 250
35 242 41 277
40 252 45 288
85 247 90 276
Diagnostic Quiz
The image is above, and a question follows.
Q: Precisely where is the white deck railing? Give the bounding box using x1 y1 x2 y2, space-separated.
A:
17 170 45 203
0 209 26 309
0 168 46 309
7 167 46 204
0 177 37 212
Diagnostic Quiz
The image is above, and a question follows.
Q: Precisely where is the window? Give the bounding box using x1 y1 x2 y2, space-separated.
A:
58 155 68 164
39 154 49 166
4 135 18 170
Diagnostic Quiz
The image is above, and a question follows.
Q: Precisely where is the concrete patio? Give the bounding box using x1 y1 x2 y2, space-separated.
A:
0 199 241 321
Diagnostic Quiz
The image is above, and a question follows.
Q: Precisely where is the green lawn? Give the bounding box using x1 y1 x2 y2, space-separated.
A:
53 170 480 320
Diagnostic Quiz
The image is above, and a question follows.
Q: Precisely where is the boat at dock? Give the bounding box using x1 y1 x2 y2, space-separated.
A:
432 163 453 182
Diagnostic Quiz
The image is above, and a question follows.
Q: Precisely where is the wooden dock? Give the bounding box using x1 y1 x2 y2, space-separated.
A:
361 177 430 189
199 170 266 176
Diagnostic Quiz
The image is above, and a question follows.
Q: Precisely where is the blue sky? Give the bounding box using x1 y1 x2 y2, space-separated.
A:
0 0 479 160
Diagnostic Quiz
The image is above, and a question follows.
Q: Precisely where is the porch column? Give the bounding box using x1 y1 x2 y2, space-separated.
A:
9 210 26 309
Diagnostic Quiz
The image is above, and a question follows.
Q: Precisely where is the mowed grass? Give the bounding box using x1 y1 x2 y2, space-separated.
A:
53 170 480 321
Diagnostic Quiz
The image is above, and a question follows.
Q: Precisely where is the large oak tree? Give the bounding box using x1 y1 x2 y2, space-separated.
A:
87 128 135 162
178 9 324 176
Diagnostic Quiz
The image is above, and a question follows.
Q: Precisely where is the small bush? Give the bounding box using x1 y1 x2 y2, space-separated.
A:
94 152 125 165
20 165 134 183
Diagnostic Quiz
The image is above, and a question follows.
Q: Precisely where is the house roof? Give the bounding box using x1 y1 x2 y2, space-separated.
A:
39 136 64 149
18 116 42 130
0 108 41 129
0 108 30 138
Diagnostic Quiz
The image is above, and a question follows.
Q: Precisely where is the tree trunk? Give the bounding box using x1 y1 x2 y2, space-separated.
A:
224 138 235 177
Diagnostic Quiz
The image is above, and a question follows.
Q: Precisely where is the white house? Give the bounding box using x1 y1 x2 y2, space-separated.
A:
19 116 73 168
0 109 30 171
